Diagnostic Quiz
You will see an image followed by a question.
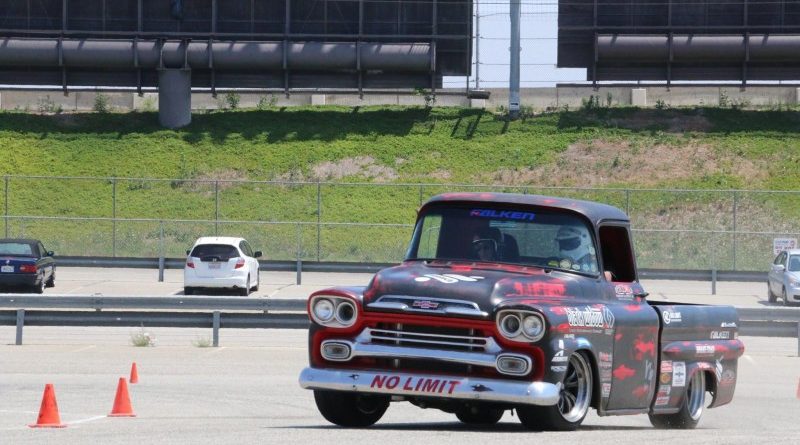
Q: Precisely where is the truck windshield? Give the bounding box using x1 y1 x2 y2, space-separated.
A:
406 205 599 274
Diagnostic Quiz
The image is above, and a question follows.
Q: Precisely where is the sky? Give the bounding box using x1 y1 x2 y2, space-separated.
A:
443 1 587 89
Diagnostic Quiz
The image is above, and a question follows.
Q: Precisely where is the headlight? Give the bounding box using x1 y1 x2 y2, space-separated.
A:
313 299 335 322
497 310 547 343
499 313 522 337
309 295 359 328
522 314 545 341
789 277 800 287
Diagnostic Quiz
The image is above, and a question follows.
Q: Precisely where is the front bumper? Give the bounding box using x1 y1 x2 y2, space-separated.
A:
299 367 560 406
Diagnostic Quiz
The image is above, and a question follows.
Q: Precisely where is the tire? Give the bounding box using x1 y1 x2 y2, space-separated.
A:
455 405 504 425
767 283 777 303
517 352 593 431
184 287 194 295
45 271 55 288
32 277 45 294
649 371 705 429
782 288 789 306
313 390 389 427
238 276 250 296
252 271 260 292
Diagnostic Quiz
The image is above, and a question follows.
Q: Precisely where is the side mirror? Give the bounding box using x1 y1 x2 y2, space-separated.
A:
775 264 785 272
186 249 191 255
47 251 55 257
254 251 263 258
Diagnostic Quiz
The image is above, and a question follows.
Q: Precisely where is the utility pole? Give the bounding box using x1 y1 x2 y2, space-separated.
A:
509 0 521 119
475 0 480 89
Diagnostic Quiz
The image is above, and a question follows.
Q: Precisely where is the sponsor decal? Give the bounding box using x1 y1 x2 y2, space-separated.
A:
414 274 484 283
552 355 569 363
565 306 615 329
673 362 686 387
411 300 440 310
710 331 731 340
563 333 575 339
614 284 635 300
720 322 737 328
470 209 536 221
551 365 568 373
644 360 655 384
660 372 672 384
715 358 724 381
660 360 673 373
552 339 569 362
599 352 613 365
613 365 636 380
662 310 682 325
601 369 612 381
657 385 671 396
370 375 461 395
601 383 611 398
655 395 671 406
696 362 713 370
695 344 716 356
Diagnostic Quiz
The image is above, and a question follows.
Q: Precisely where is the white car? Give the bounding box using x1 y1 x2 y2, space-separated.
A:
183 237 261 296
767 248 800 306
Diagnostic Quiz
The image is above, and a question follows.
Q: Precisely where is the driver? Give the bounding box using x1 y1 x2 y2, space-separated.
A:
472 227 501 262
555 225 598 273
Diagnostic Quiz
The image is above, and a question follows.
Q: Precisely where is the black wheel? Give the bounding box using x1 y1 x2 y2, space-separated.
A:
455 405 504 425
782 288 789 306
517 352 593 431
238 276 250 296
649 371 705 429
767 283 776 303
184 287 194 295
45 272 55 288
313 390 389 427
252 271 260 292
32 277 45 294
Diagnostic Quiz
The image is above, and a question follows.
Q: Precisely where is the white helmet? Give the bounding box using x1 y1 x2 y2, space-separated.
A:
556 225 592 262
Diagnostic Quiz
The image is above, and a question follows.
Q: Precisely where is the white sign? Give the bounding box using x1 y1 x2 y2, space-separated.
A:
773 238 797 256
673 362 686 387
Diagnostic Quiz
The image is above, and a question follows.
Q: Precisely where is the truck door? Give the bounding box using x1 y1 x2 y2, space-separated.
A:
597 224 660 412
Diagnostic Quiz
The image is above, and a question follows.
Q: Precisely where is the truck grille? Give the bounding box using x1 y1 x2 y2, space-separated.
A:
369 323 490 352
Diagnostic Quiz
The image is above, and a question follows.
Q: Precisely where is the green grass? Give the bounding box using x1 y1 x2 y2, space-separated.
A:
2 105 800 269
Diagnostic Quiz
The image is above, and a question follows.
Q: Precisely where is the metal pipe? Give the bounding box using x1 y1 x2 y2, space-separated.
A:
15 309 24 345
509 0 521 119
598 34 800 62
213 311 220 347
0 38 432 72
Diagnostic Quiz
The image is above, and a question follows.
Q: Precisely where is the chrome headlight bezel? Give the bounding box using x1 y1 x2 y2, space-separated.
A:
497 309 547 343
309 295 359 328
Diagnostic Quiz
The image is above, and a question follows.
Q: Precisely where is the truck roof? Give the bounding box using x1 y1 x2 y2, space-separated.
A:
423 192 630 225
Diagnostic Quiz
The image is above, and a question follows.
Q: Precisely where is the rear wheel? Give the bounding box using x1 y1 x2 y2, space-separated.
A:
455 405 504 425
238 276 250 296
313 390 389 427
517 352 593 431
767 283 777 303
649 371 705 429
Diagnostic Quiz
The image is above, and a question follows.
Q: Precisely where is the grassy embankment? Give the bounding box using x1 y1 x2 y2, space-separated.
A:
1 106 799 269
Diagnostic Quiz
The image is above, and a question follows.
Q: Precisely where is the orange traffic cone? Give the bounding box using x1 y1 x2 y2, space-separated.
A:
129 362 139 384
108 377 136 417
29 383 66 428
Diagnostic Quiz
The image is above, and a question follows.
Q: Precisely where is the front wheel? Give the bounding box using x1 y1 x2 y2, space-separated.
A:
782 288 789 306
313 390 389 427
767 283 776 303
455 405 504 425
517 352 593 431
649 370 705 429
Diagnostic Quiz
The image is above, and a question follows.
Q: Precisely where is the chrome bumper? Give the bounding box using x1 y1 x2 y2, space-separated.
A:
299 367 560 406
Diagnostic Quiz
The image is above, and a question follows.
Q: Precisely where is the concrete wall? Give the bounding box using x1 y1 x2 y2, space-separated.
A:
2 85 799 113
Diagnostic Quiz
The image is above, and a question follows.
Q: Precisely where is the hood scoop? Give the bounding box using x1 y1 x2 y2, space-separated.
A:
367 295 488 318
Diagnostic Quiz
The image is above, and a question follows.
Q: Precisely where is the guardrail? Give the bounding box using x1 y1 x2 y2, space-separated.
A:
1 296 798 353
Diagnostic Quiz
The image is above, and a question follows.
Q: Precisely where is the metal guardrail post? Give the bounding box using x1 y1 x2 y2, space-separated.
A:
296 223 302 285
158 221 165 282
214 180 219 236
212 311 220 347
112 177 117 257
316 180 321 262
15 309 24 345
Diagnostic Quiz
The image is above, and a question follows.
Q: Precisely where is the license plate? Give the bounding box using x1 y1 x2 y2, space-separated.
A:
208 263 221 269
1 265 13 273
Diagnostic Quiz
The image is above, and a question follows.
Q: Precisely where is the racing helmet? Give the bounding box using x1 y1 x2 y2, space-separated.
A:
556 225 592 262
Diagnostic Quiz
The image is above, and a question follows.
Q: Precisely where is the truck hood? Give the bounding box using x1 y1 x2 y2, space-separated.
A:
362 260 588 316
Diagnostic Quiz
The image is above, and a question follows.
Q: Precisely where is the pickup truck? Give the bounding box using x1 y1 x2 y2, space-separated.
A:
299 193 744 431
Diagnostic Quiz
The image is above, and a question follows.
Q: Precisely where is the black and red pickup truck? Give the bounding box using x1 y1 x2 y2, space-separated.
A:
299 193 744 431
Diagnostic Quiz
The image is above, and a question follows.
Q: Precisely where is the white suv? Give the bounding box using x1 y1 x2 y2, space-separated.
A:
183 237 261 296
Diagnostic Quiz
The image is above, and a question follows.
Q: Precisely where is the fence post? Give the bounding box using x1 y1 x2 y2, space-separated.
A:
419 184 424 206
316 180 321 262
214 180 219 236
711 231 717 295
625 189 631 215
296 223 302 285
15 309 25 345
158 220 165 282
732 190 738 270
212 311 220 347
112 177 117 257
4 175 8 238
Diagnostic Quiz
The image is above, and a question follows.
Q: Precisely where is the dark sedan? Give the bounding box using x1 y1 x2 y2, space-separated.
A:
0 239 56 294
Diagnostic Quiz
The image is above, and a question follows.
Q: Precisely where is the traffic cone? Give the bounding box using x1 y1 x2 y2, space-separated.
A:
108 377 136 417
129 362 139 384
29 383 66 428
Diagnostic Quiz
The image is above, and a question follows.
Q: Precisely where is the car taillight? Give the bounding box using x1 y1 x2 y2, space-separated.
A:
20 265 37 273
186 260 195 269
234 258 245 269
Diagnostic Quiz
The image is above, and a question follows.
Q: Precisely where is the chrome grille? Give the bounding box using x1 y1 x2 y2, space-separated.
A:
364 324 492 353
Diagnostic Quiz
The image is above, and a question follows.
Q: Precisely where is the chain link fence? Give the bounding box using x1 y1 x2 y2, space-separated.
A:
2 175 798 271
